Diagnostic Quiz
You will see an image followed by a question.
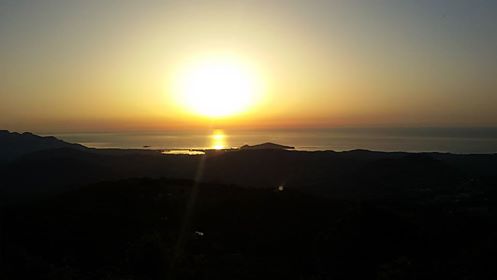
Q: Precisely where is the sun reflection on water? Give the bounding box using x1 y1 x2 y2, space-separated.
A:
210 129 227 150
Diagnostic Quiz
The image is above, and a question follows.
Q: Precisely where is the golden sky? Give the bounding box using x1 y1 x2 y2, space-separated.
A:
1 1 497 132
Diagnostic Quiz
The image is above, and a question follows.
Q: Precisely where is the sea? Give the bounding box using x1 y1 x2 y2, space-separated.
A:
48 127 497 154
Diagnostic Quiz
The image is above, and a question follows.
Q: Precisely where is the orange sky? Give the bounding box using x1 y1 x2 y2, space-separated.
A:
1 1 497 133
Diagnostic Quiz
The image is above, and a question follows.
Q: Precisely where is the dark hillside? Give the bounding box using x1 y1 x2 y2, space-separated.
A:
0 130 86 162
2 176 497 279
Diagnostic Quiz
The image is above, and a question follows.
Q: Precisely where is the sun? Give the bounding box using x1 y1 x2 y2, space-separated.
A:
174 56 261 118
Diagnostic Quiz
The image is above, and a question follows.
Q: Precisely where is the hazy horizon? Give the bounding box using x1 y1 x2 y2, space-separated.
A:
27 127 495 154
2 0 497 132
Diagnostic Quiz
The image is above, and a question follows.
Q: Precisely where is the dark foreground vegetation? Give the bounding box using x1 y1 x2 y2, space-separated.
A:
1 131 497 279
2 175 497 280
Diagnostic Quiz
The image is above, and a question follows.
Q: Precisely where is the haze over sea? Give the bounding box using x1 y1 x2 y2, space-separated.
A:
46 127 497 154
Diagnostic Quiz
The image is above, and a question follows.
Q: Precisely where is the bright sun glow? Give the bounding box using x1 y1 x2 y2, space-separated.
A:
174 56 261 117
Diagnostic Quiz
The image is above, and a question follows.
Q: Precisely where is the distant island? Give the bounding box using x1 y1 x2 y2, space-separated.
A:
239 142 295 150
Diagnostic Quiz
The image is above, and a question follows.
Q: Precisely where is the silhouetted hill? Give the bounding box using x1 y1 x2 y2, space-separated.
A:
1 131 496 199
0 130 87 162
3 177 497 279
0 147 199 198
2 132 497 279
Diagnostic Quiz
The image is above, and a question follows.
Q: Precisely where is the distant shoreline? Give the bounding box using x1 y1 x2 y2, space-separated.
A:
49 128 497 154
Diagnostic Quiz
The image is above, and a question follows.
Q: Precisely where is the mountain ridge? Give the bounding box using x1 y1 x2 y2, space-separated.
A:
0 130 87 161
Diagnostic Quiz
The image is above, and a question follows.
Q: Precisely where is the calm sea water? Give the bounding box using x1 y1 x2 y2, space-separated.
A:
48 127 497 154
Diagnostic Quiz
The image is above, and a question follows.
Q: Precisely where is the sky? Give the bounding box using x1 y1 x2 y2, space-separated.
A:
1 0 497 132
